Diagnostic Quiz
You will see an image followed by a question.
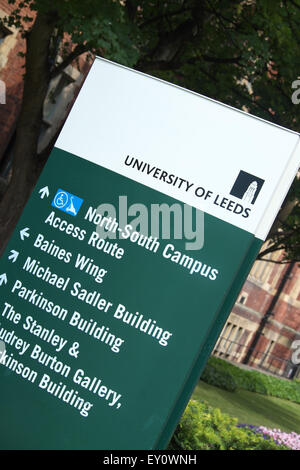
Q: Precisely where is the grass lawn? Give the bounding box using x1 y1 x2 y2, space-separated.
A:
192 380 300 434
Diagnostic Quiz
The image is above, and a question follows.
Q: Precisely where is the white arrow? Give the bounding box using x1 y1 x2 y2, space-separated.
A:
8 250 19 263
39 186 49 199
0 273 7 286
20 227 30 241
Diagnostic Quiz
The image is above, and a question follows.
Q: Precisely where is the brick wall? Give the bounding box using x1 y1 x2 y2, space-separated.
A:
0 1 92 166
217 260 300 376
0 2 35 160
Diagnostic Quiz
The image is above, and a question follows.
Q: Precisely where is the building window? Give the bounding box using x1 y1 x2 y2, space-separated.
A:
238 292 248 305
214 321 245 360
48 72 75 104
0 23 11 45
259 340 274 368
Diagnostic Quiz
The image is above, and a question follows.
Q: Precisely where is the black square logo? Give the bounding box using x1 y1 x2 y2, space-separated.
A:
230 170 265 205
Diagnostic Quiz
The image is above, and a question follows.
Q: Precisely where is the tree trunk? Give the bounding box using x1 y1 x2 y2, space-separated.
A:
268 197 298 237
0 11 57 256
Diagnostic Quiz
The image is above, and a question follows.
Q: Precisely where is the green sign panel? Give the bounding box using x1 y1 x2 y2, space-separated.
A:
0 58 299 449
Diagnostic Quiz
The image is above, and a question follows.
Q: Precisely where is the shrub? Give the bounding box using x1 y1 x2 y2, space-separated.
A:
201 357 300 403
168 400 288 450
200 361 237 392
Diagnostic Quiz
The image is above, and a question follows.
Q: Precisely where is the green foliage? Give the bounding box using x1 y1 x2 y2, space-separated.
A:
4 1 300 127
168 400 288 450
201 357 300 403
2 0 140 67
200 359 237 392
1 0 300 261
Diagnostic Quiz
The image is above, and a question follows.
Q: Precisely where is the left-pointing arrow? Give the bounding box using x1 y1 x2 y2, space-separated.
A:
8 250 19 263
0 273 7 286
20 227 30 240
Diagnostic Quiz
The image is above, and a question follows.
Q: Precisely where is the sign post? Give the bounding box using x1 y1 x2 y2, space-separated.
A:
0 58 299 449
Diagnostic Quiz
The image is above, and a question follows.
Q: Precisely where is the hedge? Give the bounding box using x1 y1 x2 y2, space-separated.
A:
201 356 300 403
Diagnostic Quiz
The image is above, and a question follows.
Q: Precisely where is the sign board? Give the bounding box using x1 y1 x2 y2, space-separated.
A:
0 58 299 449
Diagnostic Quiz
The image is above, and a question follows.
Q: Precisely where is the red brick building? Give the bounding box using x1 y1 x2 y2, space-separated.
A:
0 1 91 178
0 0 28 162
214 247 300 378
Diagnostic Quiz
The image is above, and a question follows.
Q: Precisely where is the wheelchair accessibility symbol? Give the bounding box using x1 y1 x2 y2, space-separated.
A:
54 191 69 209
52 189 83 217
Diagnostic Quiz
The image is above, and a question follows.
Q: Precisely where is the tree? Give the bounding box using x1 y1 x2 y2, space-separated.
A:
0 0 138 253
0 0 299 261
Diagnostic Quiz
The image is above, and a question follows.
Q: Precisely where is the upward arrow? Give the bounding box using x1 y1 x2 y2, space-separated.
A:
0 273 7 286
39 186 49 199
